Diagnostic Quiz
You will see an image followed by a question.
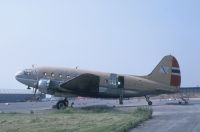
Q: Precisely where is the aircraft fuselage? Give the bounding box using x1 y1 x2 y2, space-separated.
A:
15 67 177 98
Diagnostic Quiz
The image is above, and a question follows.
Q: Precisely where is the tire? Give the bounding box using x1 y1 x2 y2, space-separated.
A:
56 100 67 109
119 100 123 105
119 96 123 105
148 101 152 106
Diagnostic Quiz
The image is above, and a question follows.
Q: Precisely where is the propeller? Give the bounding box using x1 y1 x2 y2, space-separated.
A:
33 81 39 100
34 88 38 96
33 65 39 100
27 86 38 101
25 65 40 101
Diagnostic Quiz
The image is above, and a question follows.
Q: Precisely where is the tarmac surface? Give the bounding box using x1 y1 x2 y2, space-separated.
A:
131 98 200 132
1 98 200 132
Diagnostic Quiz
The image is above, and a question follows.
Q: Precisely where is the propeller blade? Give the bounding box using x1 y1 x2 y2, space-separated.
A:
34 88 37 95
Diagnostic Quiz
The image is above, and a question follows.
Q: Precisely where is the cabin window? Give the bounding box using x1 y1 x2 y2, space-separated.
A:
51 73 55 77
44 72 47 76
59 74 62 78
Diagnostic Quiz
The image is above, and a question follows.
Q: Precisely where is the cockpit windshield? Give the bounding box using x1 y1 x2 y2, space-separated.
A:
24 69 32 75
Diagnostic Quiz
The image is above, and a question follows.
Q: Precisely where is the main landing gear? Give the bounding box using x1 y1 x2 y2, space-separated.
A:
145 95 152 106
56 98 69 109
119 88 124 105
119 95 123 105
56 98 75 109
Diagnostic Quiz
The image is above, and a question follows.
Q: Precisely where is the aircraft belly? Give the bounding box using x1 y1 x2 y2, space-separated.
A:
98 87 141 98
99 87 108 93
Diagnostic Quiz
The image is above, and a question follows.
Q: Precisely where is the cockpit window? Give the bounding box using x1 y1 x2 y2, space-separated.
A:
24 69 32 75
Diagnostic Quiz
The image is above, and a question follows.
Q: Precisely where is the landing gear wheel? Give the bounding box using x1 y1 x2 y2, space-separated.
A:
148 101 152 106
64 98 69 106
56 100 68 109
119 95 123 105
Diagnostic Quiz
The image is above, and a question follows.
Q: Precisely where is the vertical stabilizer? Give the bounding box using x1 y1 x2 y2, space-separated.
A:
147 55 181 88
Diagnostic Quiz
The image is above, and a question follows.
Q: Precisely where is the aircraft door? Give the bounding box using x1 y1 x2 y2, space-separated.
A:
109 74 124 89
109 73 118 88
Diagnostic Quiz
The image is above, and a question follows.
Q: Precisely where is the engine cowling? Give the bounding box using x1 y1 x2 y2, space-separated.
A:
38 79 61 94
38 79 51 93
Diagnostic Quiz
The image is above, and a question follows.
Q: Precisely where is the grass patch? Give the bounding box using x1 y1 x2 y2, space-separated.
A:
0 106 152 132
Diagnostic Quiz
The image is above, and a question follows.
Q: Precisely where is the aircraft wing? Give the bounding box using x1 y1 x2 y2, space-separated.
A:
60 73 100 93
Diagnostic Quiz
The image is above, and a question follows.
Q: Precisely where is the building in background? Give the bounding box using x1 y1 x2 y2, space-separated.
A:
179 87 200 98
0 89 45 103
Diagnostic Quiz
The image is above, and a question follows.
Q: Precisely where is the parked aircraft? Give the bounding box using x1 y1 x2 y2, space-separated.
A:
15 55 181 109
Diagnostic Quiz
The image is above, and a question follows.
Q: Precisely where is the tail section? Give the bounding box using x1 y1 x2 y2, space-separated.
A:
147 55 181 88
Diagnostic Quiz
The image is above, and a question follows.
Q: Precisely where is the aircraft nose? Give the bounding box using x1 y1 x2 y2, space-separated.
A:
15 70 24 81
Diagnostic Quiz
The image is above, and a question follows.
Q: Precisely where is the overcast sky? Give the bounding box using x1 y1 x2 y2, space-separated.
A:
0 0 200 89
